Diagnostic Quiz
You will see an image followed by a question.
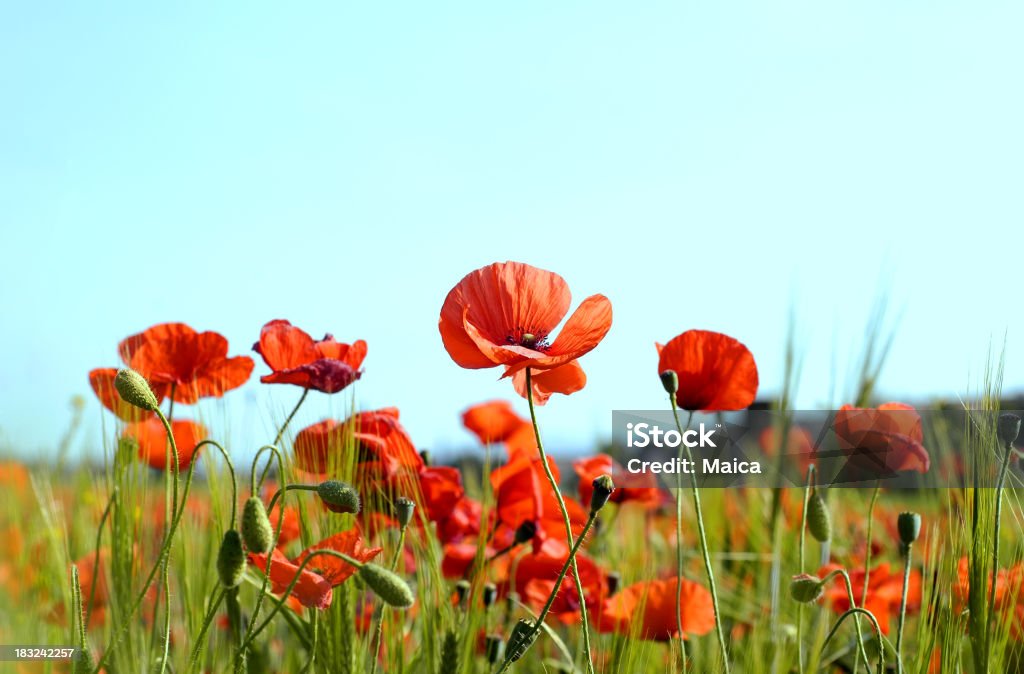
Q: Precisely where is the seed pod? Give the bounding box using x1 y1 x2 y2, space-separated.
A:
241 497 273 554
482 582 498 608
419 449 432 466
317 480 361 515
217 530 246 588
789 574 825 603
659 370 679 395
114 369 159 412
606 571 621 597
506 619 538 662
394 496 415 529
454 579 471 607
897 512 922 546
998 413 1021 450
485 634 504 664
439 630 459 674
514 520 537 545
358 563 415 609
590 475 615 514
806 489 832 543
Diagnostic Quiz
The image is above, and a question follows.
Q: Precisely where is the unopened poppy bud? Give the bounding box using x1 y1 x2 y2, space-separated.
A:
216 530 246 588
114 368 159 412
998 413 1021 450
506 619 538 662
454 579 471 606
659 370 679 395
419 449 432 466
513 520 537 545
317 480 361 514
806 489 831 543
898 511 921 546
789 574 825 603
394 496 415 529
590 475 615 514
485 634 504 664
241 497 273 554
358 563 415 608
606 571 621 597
482 582 498 608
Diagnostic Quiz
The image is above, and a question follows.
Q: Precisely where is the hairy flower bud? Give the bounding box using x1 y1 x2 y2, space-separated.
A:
241 497 273 554
394 496 415 529
590 474 615 514
359 563 415 608
789 574 825 603
114 368 159 412
216 530 246 588
317 480 361 515
998 413 1021 450
659 370 679 395
807 489 831 543
506 619 538 662
898 511 922 546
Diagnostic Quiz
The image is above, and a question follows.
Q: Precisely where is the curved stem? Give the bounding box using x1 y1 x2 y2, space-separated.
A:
673 409 695 672
670 398 730 673
196 439 239 528
369 525 408 674
274 389 309 447
797 464 816 674
186 587 226 674
821 568 871 672
250 444 284 496
896 543 913 674
821 608 885 674
523 368 595 674
856 479 881 674
266 484 319 513
84 489 117 631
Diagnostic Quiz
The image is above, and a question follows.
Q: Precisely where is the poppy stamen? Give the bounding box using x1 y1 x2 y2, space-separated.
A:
505 328 550 351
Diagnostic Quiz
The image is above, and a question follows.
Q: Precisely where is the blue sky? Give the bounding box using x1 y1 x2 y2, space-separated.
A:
2 2 1022 459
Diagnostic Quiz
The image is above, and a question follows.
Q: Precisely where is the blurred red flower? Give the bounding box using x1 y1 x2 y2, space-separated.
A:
439 261 612 404
515 548 607 624
461 400 525 445
833 403 930 475
573 454 661 509
253 319 366 394
599 577 715 641
491 456 587 552
124 418 206 471
294 409 422 476
819 561 922 634
89 367 170 421
657 330 758 411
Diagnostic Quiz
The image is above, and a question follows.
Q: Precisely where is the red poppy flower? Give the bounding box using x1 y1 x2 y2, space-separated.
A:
656 330 758 411
248 549 334 609
294 530 382 586
504 421 541 460
599 577 715 641
819 562 922 634
491 456 587 552
515 549 607 624
833 403 930 475
118 323 253 404
294 409 422 475
573 454 661 509
439 261 612 404
441 542 490 579
253 320 366 394
417 466 465 523
124 418 206 471
461 401 525 445
89 367 170 421
758 425 817 478
436 497 484 544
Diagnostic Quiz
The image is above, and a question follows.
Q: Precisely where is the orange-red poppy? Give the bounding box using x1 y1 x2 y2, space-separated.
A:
491 456 587 553
89 367 170 421
758 425 817 478
833 403 930 475
416 466 465 523
293 409 422 476
461 400 525 445
573 454 661 509
819 562 922 635
599 577 715 641
123 418 206 471
436 497 484 544
657 330 758 411
117 322 253 404
294 530 382 586
439 261 612 404
515 548 607 624
253 320 366 394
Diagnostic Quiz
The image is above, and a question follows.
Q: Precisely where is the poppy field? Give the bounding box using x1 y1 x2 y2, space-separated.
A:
2 260 1023 674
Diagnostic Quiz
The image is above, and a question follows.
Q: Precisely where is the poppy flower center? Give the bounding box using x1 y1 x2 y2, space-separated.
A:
506 328 550 351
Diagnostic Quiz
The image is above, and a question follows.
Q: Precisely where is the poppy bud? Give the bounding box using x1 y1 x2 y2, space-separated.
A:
114 368 159 412
998 413 1021 450
241 497 273 554
897 511 921 546
216 530 246 588
358 563 415 608
394 497 415 529
789 574 825 603
419 449 432 466
505 591 520 612
806 489 831 543
506 619 538 662
482 582 498 608
606 571 621 597
317 480 361 515
485 634 504 664
659 370 679 395
514 520 537 545
590 475 615 514
440 630 458 673
454 579 471 606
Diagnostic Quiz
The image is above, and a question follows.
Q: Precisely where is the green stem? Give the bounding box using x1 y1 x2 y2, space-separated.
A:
856 479 881 674
822 568 871 672
821 608 885 674
186 587 226 674
669 398 730 673
797 465 817 674
266 484 319 513
985 444 1013 661
896 543 913 674
522 367 595 674
274 389 310 447
496 512 599 674
369 525 408 674
673 409 694 672
84 489 117 632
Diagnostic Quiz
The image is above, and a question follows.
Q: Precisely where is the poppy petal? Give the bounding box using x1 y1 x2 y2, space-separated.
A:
511 360 587 405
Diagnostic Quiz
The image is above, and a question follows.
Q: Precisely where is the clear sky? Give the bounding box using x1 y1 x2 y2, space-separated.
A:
2 1 1022 460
